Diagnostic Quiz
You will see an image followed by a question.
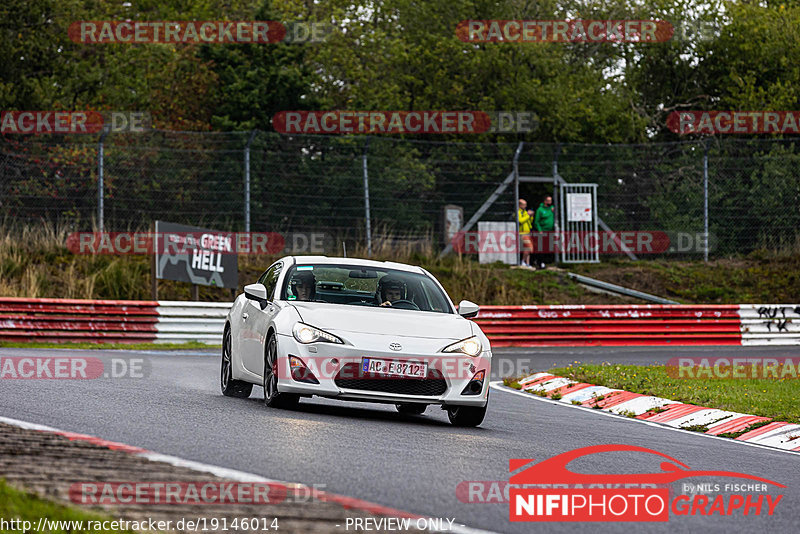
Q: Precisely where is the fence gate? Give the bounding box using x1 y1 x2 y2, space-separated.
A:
558 183 599 263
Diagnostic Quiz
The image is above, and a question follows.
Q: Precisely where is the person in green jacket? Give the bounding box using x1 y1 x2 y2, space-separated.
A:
533 196 555 269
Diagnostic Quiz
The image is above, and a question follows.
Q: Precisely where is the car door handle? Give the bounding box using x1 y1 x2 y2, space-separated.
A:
242 312 249 320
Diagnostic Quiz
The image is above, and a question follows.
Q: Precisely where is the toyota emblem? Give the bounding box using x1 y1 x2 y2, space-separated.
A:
389 343 402 351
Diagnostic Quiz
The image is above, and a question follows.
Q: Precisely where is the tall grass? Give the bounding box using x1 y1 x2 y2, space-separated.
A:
11 221 794 304
0 221 621 304
0 221 145 300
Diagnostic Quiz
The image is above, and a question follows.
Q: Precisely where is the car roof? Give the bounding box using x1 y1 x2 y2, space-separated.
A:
282 256 425 274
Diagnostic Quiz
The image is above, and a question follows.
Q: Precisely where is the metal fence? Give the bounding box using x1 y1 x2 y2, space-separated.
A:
2 131 799 257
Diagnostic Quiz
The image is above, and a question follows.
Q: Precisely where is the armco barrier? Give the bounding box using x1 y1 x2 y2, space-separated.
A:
0 298 160 343
1 299 798 347
0 298 228 345
474 305 742 346
475 304 800 346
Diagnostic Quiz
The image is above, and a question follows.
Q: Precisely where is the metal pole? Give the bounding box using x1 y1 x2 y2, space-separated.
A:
244 130 257 233
559 183 564 262
98 128 109 232
363 137 372 257
552 144 560 264
703 140 709 262
150 221 158 300
513 142 523 265
592 184 599 262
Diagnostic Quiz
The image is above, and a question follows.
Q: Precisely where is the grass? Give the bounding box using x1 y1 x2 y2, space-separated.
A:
569 254 800 303
717 419 775 439
0 341 218 350
550 363 800 424
0 479 139 533
0 222 635 305
502 378 523 389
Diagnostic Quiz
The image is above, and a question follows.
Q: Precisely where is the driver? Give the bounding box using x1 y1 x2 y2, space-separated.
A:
377 275 407 307
290 270 316 301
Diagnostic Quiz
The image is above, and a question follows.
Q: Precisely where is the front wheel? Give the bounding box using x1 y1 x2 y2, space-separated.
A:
221 326 253 398
263 335 299 409
446 404 487 427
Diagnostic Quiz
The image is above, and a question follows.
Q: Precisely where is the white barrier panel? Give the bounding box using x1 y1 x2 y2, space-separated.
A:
154 300 232 344
739 305 800 345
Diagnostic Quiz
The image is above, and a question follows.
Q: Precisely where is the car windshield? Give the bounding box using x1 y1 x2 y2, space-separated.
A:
280 264 453 314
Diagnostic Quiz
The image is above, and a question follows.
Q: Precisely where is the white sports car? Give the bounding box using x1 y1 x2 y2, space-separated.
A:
221 256 491 426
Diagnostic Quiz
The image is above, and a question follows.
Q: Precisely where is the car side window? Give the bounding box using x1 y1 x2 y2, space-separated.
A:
258 262 282 301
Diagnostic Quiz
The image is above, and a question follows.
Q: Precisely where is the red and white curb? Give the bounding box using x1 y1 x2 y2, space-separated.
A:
492 373 800 454
0 415 493 534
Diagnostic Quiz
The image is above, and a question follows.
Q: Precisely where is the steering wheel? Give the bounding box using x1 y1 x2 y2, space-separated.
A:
389 299 420 310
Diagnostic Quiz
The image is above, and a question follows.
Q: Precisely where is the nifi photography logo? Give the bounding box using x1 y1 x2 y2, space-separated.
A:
508 444 784 522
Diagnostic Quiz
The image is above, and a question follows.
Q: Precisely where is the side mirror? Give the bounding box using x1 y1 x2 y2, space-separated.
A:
244 283 269 307
457 300 480 318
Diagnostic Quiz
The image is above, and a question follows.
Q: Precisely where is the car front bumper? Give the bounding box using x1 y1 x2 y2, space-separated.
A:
275 333 490 407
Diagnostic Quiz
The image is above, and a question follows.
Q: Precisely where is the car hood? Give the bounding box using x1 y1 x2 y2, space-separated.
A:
289 302 472 340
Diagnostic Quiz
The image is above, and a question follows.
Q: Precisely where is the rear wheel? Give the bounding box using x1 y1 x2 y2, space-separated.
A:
220 326 253 398
446 404 487 427
395 403 427 415
263 335 299 409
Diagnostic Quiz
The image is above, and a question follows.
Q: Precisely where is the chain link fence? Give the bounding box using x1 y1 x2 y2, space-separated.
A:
1 131 799 258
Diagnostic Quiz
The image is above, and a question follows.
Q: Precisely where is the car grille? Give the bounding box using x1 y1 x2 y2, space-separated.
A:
334 363 447 396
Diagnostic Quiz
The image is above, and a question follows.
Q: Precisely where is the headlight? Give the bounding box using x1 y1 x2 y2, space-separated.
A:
292 322 343 344
441 336 482 357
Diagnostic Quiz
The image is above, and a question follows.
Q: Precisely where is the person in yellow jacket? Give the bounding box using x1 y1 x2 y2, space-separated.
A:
517 199 534 267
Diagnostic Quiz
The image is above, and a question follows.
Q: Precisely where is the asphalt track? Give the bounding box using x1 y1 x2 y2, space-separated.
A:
1 345 798 533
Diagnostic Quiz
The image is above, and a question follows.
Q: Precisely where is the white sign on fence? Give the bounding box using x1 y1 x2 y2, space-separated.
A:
567 193 593 222
477 221 516 265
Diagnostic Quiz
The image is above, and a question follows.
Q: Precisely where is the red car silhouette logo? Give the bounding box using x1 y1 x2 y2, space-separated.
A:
510 444 784 487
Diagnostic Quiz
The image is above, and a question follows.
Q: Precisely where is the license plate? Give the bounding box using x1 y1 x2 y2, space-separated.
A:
362 358 428 379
